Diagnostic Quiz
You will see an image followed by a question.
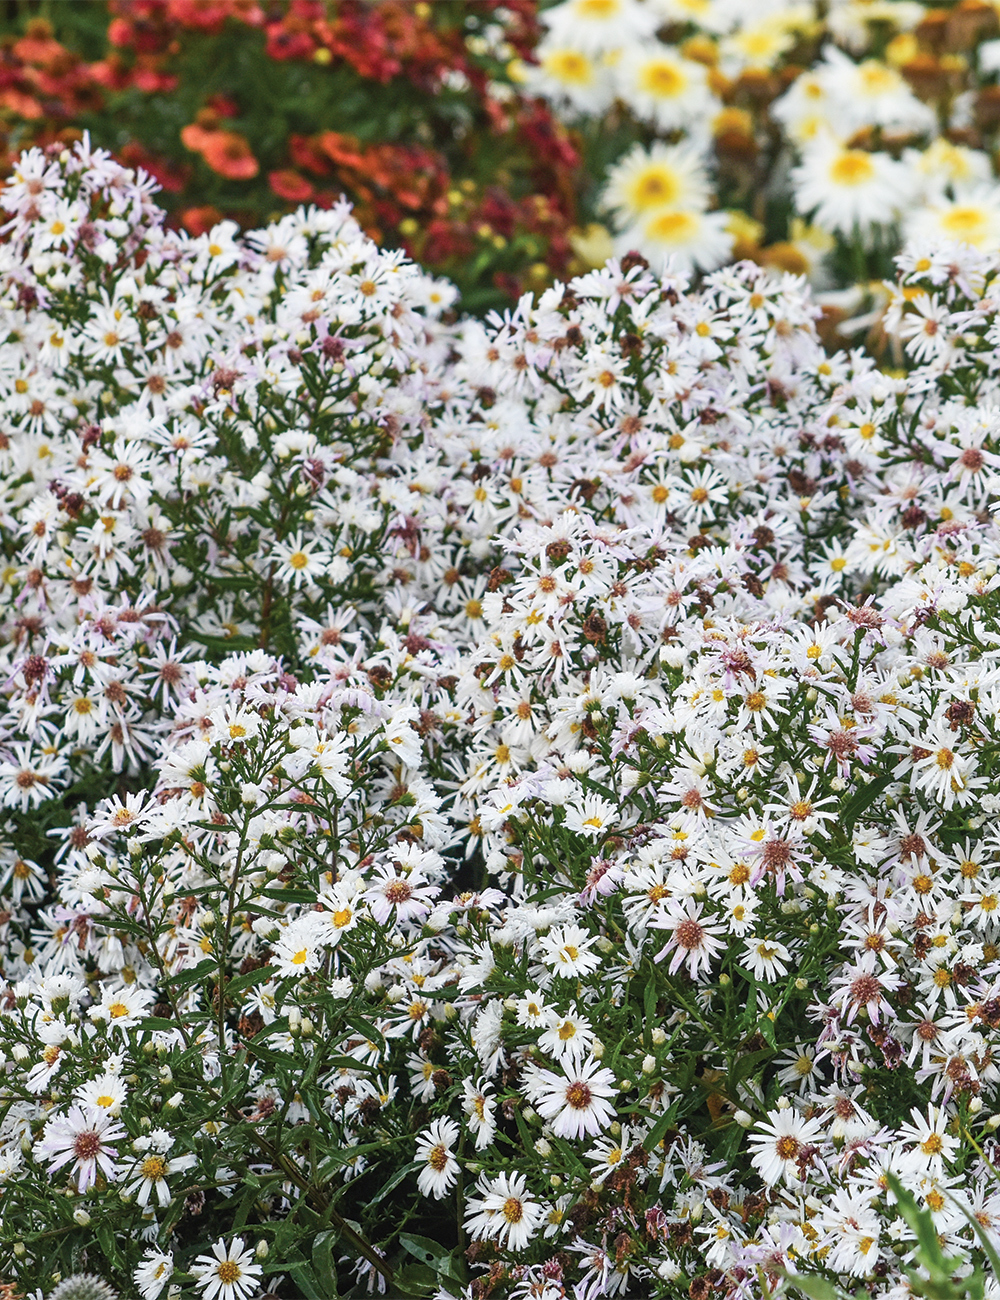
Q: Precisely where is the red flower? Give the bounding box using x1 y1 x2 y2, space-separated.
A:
131 69 179 94
206 93 239 118
288 134 332 177
106 18 134 48
264 27 316 61
166 0 252 34
318 130 366 171
181 204 224 236
268 169 313 203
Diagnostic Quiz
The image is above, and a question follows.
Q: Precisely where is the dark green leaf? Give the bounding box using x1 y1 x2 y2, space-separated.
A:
312 1229 340 1296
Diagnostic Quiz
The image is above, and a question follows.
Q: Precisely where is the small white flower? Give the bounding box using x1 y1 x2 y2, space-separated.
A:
191 1237 262 1300
415 1117 460 1199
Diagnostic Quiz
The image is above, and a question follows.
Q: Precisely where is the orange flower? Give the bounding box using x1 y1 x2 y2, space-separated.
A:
201 130 258 180
0 90 42 121
180 122 216 153
181 204 224 236
181 123 259 180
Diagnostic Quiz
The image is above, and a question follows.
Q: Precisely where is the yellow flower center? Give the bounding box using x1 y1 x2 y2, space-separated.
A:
829 151 875 186
640 60 685 98
646 210 699 242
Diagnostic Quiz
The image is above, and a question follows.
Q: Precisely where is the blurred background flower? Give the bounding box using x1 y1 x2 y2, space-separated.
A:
8 0 1000 322
0 0 582 312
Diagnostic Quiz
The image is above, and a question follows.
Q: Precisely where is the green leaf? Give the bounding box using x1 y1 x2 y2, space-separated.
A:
399 1233 448 1268
643 969 658 1046
729 1048 772 1099
642 1102 681 1153
282 1256 327 1300
366 1160 418 1208
94 1218 124 1271
312 1229 340 1296
838 773 894 833
342 1012 386 1053
738 983 759 1033
224 963 274 1000
316 1134 401 1180
885 1173 959 1282
231 1176 266 1232
393 1262 439 1298
779 1270 848 1300
397 1232 464 1286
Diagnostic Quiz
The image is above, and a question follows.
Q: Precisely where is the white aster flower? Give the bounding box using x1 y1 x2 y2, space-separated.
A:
415 1117 461 1199
191 1237 263 1300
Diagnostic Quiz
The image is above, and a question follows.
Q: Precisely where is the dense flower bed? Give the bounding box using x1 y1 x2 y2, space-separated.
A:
4 141 1000 1300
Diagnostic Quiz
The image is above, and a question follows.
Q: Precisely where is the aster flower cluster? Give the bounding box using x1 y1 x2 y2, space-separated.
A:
5 142 1000 1300
528 0 1000 297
